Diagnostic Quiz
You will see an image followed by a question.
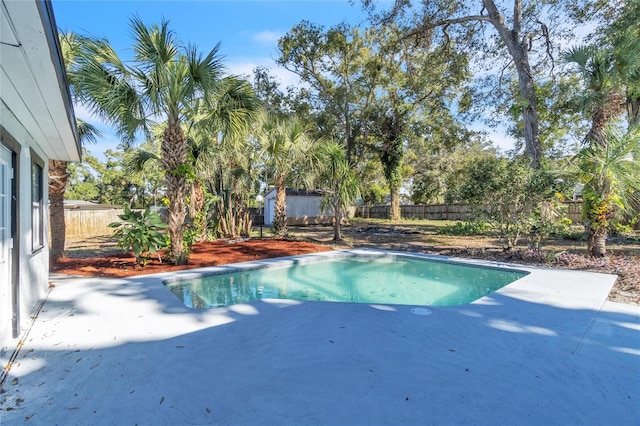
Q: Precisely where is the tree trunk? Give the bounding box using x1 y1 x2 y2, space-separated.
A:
189 180 205 220
333 202 343 241
216 199 230 238
162 124 189 264
389 184 400 221
484 0 542 168
48 160 69 262
190 180 209 242
629 95 639 126
273 178 287 237
589 91 627 146
587 226 607 257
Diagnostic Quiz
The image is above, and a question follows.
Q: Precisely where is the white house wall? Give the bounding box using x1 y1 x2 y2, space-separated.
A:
0 104 49 344
0 0 79 346
264 190 332 226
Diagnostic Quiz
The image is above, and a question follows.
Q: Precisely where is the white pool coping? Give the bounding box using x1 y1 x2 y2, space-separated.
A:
1 248 638 425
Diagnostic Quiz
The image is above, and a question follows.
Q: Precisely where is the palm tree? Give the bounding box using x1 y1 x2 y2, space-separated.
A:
564 34 640 146
73 17 256 263
258 113 319 237
49 33 103 262
574 124 640 256
49 120 102 261
564 33 640 256
318 141 361 241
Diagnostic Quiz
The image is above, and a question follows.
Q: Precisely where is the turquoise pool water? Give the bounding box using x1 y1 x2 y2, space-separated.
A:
166 254 528 309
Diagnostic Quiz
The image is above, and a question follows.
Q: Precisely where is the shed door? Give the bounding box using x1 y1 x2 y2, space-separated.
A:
0 145 13 338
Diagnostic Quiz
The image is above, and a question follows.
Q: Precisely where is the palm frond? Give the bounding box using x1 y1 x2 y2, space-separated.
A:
126 149 162 172
185 42 225 89
131 16 179 67
75 118 103 146
575 122 640 211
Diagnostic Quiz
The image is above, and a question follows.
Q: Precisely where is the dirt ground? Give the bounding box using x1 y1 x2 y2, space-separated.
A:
53 221 640 306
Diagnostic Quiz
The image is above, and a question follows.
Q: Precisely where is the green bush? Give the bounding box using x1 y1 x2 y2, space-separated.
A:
561 226 587 241
527 200 571 250
444 157 570 250
109 206 168 266
610 222 634 238
439 221 490 236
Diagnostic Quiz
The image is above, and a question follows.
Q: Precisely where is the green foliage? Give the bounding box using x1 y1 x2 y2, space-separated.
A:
410 140 496 204
445 156 568 250
561 226 587 241
527 200 571 250
318 141 361 240
361 183 386 206
108 206 168 266
438 221 490 236
610 221 634 238
573 124 640 255
181 224 199 253
169 164 196 180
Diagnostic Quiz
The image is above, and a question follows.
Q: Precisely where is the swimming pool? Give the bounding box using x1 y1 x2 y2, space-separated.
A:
164 250 528 309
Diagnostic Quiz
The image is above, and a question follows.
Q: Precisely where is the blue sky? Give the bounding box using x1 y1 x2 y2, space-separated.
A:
52 0 371 159
53 0 526 159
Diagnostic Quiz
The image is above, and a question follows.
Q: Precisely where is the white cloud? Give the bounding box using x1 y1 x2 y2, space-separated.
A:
226 56 300 88
252 30 283 45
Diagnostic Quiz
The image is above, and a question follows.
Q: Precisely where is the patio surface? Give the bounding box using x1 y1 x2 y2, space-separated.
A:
1 249 639 425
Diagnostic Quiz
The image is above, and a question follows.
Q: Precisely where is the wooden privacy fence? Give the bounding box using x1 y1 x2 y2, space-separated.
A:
356 201 584 224
63 208 124 240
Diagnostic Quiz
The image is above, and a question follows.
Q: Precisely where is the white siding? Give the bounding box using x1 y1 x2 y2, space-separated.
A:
0 105 50 345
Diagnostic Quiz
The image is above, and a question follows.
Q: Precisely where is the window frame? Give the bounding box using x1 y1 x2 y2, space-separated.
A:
31 153 44 253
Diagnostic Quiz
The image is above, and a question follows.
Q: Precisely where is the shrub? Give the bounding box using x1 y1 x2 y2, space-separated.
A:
445 157 572 250
109 206 168 266
610 222 634 238
527 200 570 250
439 221 490 236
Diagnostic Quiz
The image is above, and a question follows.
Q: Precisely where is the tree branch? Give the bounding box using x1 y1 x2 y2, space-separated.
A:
406 15 491 39
513 0 522 35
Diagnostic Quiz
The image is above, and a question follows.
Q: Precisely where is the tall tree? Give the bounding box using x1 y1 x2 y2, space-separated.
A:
318 141 361 241
258 113 320 237
277 22 381 166
363 0 580 168
49 32 102 262
73 17 256 263
564 25 640 255
564 37 640 147
574 124 640 256
279 22 469 219
366 24 469 219
49 119 101 261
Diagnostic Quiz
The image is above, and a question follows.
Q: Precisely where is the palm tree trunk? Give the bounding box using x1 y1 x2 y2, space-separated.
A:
48 160 69 261
190 180 205 220
216 199 230 237
333 201 343 241
629 95 639 126
190 180 208 241
588 226 608 257
162 124 189 264
273 177 287 237
589 91 626 146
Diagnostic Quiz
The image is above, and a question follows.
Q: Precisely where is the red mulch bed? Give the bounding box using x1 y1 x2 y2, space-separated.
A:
51 239 332 278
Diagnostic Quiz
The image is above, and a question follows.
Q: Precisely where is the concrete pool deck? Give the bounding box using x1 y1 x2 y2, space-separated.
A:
1 249 638 425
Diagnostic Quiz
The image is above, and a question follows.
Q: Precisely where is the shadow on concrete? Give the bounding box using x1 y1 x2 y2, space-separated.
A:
1 272 638 425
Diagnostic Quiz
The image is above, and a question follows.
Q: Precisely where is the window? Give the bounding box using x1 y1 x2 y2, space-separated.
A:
32 161 43 251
